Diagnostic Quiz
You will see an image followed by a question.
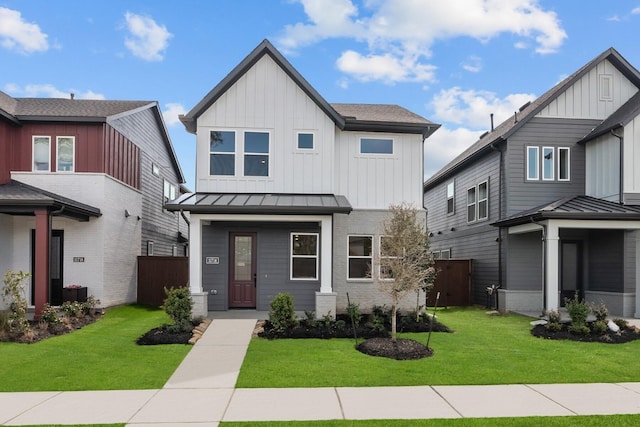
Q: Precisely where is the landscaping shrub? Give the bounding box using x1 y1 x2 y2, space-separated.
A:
613 318 629 330
163 286 193 333
1 270 31 335
346 302 362 328
269 292 298 331
40 304 61 324
591 320 608 335
564 293 590 328
544 309 562 332
591 301 609 322
61 301 83 318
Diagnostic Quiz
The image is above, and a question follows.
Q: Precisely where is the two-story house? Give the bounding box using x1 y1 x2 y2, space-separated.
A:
167 40 439 318
424 48 640 318
0 91 187 316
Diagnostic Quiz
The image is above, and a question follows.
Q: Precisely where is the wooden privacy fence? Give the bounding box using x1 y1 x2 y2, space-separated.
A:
137 256 189 307
426 259 472 307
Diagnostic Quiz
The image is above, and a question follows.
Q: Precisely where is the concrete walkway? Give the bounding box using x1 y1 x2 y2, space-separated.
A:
2 316 640 426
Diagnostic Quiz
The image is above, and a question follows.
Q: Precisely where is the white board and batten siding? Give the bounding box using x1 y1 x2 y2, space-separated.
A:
537 59 638 120
195 54 335 194
623 115 640 201
334 131 424 210
585 133 620 202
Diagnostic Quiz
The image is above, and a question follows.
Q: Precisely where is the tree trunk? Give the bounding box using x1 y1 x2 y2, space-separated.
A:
391 304 397 342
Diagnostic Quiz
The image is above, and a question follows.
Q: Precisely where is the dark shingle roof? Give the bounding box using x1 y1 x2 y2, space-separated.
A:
424 47 640 190
165 192 353 215
493 196 640 227
181 39 439 138
12 97 152 120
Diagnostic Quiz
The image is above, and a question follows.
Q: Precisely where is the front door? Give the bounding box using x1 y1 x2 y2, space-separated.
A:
560 241 582 306
31 229 64 305
229 233 257 308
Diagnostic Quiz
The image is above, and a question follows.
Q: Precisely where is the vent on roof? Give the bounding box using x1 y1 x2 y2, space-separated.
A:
519 101 530 112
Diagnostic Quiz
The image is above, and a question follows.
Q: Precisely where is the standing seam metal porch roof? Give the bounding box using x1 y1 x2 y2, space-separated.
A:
492 195 640 228
165 193 353 215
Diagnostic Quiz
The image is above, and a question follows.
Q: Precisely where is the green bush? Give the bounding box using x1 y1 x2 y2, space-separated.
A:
613 318 629 330
568 323 591 335
545 321 563 332
163 287 193 333
60 301 83 318
346 302 361 328
40 304 61 324
591 301 609 322
269 292 298 331
564 293 590 328
591 320 608 335
2 270 31 334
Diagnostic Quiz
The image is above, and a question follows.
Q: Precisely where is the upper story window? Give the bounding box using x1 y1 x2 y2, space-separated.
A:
348 235 372 280
360 138 393 154
56 137 74 172
244 131 269 176
163 179 176 202
152 163 160 176
290 233 319 280
446 181 455 214
33 136 50 172
297 132 314 150
526 146 570 182
210 130 236 176
467 180 488 223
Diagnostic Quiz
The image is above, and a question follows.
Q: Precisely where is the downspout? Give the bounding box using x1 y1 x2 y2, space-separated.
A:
610 129 624 204
531 217 547 315
180 209 190 256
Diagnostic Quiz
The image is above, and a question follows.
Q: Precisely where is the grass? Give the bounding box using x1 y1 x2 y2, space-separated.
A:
236 307 640 388
221 415 640 426
0 305 191 392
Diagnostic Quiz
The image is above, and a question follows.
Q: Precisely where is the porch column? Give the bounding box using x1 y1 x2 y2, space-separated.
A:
545 221 560 312
188 216 207 318
316 216 336 319
34 209 50 318
635 232 640 318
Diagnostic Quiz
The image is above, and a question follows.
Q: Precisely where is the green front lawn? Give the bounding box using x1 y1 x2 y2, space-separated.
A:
236 307 640 388
0 305 191 392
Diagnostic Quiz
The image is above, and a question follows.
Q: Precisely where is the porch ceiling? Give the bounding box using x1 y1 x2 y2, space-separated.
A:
165 192 353 215
0 180 101 221
493 195 640 228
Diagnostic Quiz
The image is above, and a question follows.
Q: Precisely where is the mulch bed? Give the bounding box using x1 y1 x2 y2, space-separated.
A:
0 313 102 343
136 326 193 345
531 323 640 344
356 337 433 360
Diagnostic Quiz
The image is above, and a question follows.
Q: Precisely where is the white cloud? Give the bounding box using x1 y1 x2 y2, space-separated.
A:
462 55 482 73
336 50 436 83
431 87 536 129
124 12 172 61
279 0 566 83
5 83 105 99
632 7 640 15
0 7 48 54
424 126 484 179
162 103 186 127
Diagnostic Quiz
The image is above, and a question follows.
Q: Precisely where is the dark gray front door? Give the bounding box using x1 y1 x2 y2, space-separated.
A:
560 241 582 305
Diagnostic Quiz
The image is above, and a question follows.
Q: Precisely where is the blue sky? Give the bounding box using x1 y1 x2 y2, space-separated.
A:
2 1 640 189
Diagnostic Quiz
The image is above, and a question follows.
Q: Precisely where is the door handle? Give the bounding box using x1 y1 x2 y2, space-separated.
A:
253 273 257 287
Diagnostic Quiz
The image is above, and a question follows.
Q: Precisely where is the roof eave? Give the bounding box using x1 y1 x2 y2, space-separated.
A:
344 120 440 138
15 115 107 123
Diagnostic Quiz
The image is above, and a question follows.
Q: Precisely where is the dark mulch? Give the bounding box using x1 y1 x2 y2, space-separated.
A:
136 326 193 345
531 323 640 344
357 337 433 360
0 313 102 343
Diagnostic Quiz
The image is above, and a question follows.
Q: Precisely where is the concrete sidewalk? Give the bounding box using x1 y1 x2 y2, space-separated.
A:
2 317 640 426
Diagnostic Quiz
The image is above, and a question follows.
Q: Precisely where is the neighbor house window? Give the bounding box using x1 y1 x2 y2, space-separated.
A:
244 131 269 176
542 147 554 180
147 241 154 256
56 136 74 172
33 136 50 172
348 235 372 279
379 236 397 280
360 138 393 154
291 233 319 280
467 187 476 222
163 179 176 202
209 130 235 175
478 181 488 220
440 249 451 259
152 163 160 176
558 147 570 181
446 181 455 214
297 132 314 149
527 146 539 180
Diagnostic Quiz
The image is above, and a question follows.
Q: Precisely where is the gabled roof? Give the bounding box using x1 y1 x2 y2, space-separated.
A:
492 195 640 228
165 192 352 215
424 47 640 190
580 90 640 142
0 90 185 184
180 39 439 139
0 180 101 221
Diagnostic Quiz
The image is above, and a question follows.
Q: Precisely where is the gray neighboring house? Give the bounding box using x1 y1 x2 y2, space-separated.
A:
167 39 439 318
424 47 640 317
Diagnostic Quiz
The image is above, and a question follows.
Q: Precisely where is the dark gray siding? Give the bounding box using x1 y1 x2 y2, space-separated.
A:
506 232 542 291
504 117 600 216
424 149 502 304
109 108 187 256
624 230 638 293
201 221 321 311
588 229 623 292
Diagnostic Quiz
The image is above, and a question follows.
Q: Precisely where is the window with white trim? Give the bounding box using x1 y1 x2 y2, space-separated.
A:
467 187 476 222
360 138 393 154
446 181 455 214
542 147 554 180
33 136 50 172
527 146 539 180
209 130 235 175
558 147 570 181
291 233 319 280
440 249 451 259
163 179 176 202
56 136 74 172
379 236 397 280
152 163 160 176
244 131 269 176
297 132 314 150
348 235 372 279
478 181 488 220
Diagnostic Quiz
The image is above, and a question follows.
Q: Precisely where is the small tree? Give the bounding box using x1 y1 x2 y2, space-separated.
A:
2 270 32 335
163 286 193 333
376 203 436 341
